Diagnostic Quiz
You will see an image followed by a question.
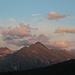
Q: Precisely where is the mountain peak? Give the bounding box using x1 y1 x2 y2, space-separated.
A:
20 46 28 50
29 42 48 50
35 42 46 47
35 42 42 45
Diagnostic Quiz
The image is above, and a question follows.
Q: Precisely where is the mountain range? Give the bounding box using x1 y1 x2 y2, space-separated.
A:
0 42 75 72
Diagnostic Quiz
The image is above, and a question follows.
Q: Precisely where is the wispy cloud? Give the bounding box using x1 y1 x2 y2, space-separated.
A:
32 13 41 17
8 18 15 22
47 11 69 20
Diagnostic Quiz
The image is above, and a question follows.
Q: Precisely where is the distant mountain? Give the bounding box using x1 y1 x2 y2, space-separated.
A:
0 47 12 60
0 42 75 72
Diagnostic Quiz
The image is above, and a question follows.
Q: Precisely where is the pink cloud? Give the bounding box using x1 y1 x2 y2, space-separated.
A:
42 41 69 49
47 11 69 20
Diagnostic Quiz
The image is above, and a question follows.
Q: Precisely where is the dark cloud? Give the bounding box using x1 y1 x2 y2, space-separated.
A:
3 36 14 40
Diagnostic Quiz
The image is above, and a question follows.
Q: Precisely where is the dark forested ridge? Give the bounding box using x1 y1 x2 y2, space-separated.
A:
0 59 75 75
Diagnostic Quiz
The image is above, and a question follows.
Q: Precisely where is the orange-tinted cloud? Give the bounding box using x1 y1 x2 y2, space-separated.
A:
53 41 69 48
55 27 75 33
47 11 69 20
42 41 69 49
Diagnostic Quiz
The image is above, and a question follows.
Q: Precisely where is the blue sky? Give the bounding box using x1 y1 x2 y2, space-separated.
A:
0 0 75 20
0 0 75 50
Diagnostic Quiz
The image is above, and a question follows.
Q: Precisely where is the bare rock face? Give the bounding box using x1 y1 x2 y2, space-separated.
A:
0 42 75 72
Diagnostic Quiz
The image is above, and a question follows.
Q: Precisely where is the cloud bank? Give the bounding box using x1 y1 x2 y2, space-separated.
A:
1 23 37 41
0 24 74 50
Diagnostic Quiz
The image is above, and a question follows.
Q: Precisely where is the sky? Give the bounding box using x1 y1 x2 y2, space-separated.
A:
0 0 75 50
